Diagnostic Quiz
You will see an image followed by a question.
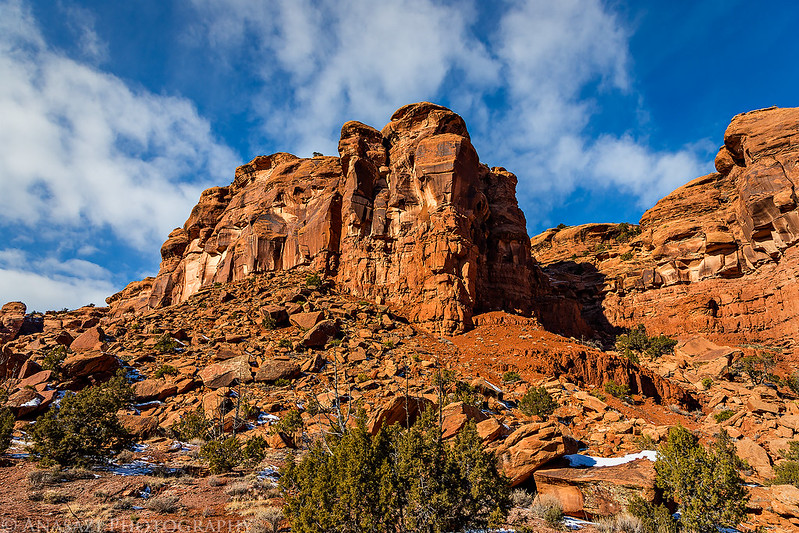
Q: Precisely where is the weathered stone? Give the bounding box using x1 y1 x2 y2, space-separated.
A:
441 401 488 439
260 304 289 327
61 351 119 378
368 395 432 435
255 360 301 383
133 379 178 402
118 414 159 438
69 326 106 352
301 320 338 348
534 459 656 518
198 357 252 389
0 302 26 344
289 311 325 331
496 422 579 486
736 437 774 479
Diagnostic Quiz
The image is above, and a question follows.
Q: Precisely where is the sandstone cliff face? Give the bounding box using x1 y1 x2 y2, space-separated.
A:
109 103 539 334
532 106 799 353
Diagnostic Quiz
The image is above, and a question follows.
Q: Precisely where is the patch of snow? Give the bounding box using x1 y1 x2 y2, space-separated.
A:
258 465 280 484
564 516 593 529
20 397 42 408
258 413 280 425
134 400 161 410
99 460 181 477
565 450 657 468
131 443 149 452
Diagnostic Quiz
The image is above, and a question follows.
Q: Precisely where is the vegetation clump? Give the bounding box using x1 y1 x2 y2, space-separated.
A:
518 386 558 418
502 371 522 383
733 352 776 385
603 380 630 399
0 390 14 455
29 372 133 466
612 222 641 243
199 435 268 474
280 410 509 533
640 425 749 532
615 324 677 363
41 345 68 377
773 441 799 487
153 364 177 378
170 406 212 442
153 333 178 354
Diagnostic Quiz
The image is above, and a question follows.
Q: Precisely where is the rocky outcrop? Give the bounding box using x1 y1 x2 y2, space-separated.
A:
496 421 578 486
533 459 656 519
532 107 799 355
0 302 26 344
109 103 540 335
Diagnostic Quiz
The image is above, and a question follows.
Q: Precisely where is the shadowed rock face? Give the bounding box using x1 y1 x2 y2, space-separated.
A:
532 106 799 354
109 103 540 334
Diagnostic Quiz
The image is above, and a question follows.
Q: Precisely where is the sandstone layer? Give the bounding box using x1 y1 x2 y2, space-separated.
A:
532 106 799 355
109 103 540 335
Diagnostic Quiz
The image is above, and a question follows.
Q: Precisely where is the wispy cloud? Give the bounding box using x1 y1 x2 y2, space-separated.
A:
189 0 711 215
0 248 116 311
0 0 239 251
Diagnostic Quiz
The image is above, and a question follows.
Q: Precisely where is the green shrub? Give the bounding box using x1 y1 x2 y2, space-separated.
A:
531 494 564 529
280 411 509 533
305 274 322 288
615 325 676 362
154 333 178 354
604 380 630 399
714 409 734 423
613 222 641 243
655 426 748 532
200 437 242 474
30 372 133 466
271 408 303 436
242 435 268 468
41 345 68 376
170 406 211 442
274 378 291 387
620 251 634 261
277 339 292 349
626 495 677 533
153 364 177 379
701 377 713 390
519 386 557 418
774 441 799 487
261 314 277 330
556 223 567 230
503 371 521 383
0 405 14 455
734 352 776 385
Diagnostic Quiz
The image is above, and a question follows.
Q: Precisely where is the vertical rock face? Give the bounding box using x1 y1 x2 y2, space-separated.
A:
0 301 26 344
531 106 799 353
109 103 539 334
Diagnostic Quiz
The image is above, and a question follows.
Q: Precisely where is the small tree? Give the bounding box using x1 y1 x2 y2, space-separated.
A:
280 410 509 533
615 324 677 363
0 390 14 455
655 426 748 532
734 352 776 385
774 441 799 487
518 386 557 418
29 372 133 466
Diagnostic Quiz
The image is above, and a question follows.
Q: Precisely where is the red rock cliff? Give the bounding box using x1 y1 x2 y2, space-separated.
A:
109 103 540 334
532 106 799 354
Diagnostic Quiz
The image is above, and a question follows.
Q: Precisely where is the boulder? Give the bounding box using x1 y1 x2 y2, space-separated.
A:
198 357 252 389
133 379 178 402
260 304 289 327
368 395 432 435
0 301 26 344
496 422 579 486
533 459 656 518
735 437 774 479
441 401 488 439
301 320 339 348
255 359 301 383
119 414 159 438
289 311 325 331
61 351 119 378
69 326 107 352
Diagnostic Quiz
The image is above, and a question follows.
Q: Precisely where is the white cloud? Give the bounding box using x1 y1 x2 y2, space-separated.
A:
0 0 239 250
189 0 497 156
0 248 117 311
189 0 712 215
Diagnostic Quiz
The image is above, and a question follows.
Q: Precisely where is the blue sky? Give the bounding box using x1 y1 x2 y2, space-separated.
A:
1 0 797 312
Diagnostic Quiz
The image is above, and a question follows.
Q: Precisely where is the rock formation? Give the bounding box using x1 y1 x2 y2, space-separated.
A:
532 106 799 355
109 103 539 335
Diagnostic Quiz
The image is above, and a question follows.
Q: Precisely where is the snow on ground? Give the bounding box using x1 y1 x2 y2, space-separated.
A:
565 450 657 468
